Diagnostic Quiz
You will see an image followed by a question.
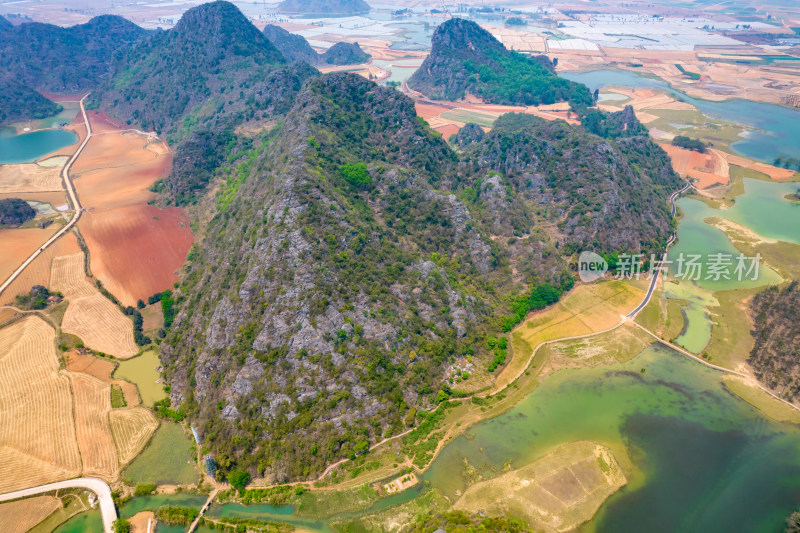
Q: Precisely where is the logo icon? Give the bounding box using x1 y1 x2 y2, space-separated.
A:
578 251 608 283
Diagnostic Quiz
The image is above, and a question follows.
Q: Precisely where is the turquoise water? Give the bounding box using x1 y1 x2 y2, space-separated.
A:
209 503 333 532
53 510 103 533
668 196 781 291
421 345 800 532
562 69 800 164
0 128 77 164
120 493 208 518
723 178 800 245
674 303 712 354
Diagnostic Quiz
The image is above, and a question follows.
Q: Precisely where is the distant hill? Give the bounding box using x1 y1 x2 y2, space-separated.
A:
408 18 593 110
322 42 370 64
0 14 146 93
263 24 319 64
0 78 62 125
0 15 11 30
93 1 287 136
278 0 370 14
263 25 371 66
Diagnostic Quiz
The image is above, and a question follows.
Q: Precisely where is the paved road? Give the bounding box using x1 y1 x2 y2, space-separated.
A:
0 477 116 533
0 95 92 299
626 181 694 318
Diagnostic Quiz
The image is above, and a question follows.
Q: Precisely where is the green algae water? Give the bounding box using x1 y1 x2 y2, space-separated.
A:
668 196 781 292
421 345 800 532
562 69 800 164
724 178 800 245
0 128 77 164
114 350 166 407
120 493 208 518
52 510 103 533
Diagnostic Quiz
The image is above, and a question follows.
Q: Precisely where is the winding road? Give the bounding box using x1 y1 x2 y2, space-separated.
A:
0 95 91 300
0 477 116 533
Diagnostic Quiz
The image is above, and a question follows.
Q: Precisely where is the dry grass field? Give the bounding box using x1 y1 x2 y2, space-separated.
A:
0 163 63 193
497 281 644 392
455 441 626 533
70 372 119 478
0 231 80 306
0 316 81 493
51 252 138 357
0 495 61 533
110 408 159 465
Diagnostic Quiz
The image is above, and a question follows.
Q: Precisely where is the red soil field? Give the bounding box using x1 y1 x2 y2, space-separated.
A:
434 124 460 139
79 205 192 306
85 111 128 134
71 120 192 306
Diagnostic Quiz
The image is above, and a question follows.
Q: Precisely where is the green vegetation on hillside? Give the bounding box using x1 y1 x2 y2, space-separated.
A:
749 281 800 401
408 18 592 111
0 15 145 93
0 78 62 125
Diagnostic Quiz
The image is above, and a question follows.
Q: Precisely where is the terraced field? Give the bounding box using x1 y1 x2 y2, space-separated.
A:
0 316 81 492
109 408 159 465
51 252 138 357
70 372 119 479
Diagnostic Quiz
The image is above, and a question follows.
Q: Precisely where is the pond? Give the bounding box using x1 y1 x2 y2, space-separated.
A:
0 127 78 164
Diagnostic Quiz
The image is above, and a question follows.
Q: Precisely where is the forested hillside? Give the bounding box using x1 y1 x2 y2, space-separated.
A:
749 282 800 402
92 1 286 136
0 15 146 93
0 78 62 125
408 18 593 110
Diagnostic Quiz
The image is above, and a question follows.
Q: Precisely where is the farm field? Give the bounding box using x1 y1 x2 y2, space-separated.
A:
70 119 193 306
109 408 159 466
123 422 197 486
65 350 140 406
0 226 61 282
498 281 645 392
0 162 63 193
50 252 138 358
0 316 81 493
70 372 119 479
0 495 61 533
0 231 80 306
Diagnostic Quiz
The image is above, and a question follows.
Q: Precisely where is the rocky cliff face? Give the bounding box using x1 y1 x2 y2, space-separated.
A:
161 74 498 480
159 73 680 482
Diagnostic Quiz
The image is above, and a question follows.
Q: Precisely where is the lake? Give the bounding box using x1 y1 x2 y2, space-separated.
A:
0 128 78 164
562 69 800 164
421 345 800 532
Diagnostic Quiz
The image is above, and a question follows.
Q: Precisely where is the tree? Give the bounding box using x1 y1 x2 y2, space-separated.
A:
113 518 131 533
228 469 250 493
137 299 146 309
